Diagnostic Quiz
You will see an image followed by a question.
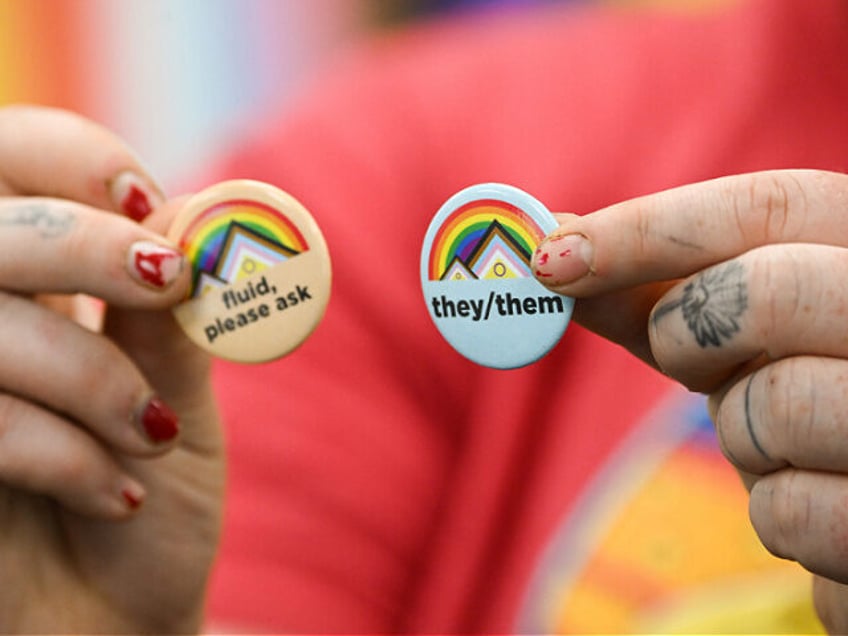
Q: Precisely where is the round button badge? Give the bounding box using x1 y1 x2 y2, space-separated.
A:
420 183 573 369
168 180 331 363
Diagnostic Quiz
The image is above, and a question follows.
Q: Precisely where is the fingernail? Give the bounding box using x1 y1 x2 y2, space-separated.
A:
532 233 594 286
120 481 145 511
109 171 163 222
138 396 179 443
127 241 185 289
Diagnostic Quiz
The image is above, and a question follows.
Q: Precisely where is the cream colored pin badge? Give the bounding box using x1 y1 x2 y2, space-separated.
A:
168 180 331 363
421 183 572 369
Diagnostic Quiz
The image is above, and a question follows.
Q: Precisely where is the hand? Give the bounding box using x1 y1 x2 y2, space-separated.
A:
0 106 223 633
533 169 848 633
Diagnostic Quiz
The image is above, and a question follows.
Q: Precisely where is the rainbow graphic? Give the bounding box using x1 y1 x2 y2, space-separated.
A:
178 199 309 297
517 394 821 634
427 199 545 280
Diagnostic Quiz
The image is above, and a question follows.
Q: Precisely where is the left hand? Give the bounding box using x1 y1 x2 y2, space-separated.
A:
533 169 848 633
0 105 224 633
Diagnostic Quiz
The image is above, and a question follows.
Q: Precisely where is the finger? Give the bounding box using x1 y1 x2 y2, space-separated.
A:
0 394 145 519
713 356 848 476
647 243 848 391
546 214 676 360
0 197 189 306
749 470 848 585
571 281 677 364
0 291 180 454
35 293 104 331
0 105 163 221
103 195 219 456
551 212 580 225
534 170 848 365
105 194 204 367
813 576 848 634
138 193 193 236
534 169 848 296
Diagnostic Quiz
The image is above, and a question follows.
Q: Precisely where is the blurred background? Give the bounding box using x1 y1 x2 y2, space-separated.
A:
0 0 723 188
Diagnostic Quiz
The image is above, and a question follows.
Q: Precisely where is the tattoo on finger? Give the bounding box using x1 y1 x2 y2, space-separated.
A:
653 261 748 348
744 371 771 460
0 204 75 238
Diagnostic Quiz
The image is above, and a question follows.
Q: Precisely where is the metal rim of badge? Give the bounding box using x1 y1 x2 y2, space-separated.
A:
420 183 573 369
168 179 332 363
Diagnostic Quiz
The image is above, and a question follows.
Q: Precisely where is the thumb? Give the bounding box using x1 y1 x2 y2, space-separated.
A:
534 170 847 297
535 211 679 366
533 170 848 365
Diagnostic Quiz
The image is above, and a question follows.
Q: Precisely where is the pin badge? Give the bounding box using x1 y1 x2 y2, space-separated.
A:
420 183 572 369
168 180 331 363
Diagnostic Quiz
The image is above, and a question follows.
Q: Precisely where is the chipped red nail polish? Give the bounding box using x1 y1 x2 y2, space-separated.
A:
122 489 143 510
140 397 179 443
532 233 593 285
109 171 162 222
127 241 184 289
134 249 175 287
122 185 153 222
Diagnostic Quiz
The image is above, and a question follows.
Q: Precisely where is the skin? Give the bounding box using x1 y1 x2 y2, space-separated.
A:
0 105 223 633
3 105 846 632
534 169 848 633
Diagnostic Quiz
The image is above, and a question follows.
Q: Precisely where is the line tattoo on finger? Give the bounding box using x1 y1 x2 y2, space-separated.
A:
0 204 75 238
651 297 683 325
744 371 771 460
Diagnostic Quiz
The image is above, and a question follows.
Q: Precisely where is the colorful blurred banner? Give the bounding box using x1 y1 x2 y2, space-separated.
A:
0 1 90 112
601 0 734 10
0 0 730 185
0 0 367 185
371 0 566 24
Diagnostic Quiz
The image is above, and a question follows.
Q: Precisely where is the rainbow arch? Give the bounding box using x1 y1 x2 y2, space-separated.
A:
179 199 309 278
428 199 545 280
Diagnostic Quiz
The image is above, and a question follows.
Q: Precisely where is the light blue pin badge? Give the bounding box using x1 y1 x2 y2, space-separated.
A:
420 183 573 369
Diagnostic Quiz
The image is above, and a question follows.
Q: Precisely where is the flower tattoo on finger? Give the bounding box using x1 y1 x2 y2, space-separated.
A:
652 261 748 348
681 261 748 348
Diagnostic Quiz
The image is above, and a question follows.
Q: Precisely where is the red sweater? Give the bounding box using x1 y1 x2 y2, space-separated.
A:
205 0 847 631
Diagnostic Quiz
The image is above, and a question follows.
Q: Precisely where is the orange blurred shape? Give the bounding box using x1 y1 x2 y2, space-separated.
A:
0 0 90 111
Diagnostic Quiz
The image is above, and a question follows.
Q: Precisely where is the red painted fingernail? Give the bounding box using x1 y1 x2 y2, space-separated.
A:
122 488 143 510
532 233 594 287
140 397 179 443
109 171 163 222
127 241 185 289
119 479 146 513
123 185 152 221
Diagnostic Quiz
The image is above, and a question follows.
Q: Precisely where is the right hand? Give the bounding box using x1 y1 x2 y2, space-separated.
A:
0 105 224 633
533 170 848 633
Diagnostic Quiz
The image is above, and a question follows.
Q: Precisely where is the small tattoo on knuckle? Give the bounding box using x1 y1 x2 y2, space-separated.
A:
0 204 75 238
650 261 748 349
744 371 771 460
681 261 748 348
